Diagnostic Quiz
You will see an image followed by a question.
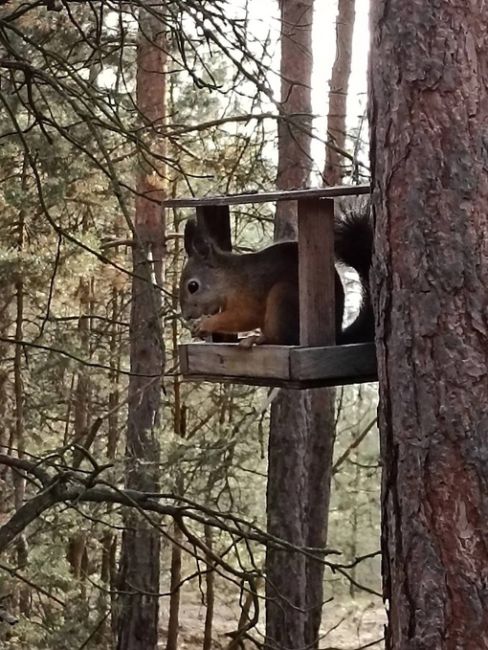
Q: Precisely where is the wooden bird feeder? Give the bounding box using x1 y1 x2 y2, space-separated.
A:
165 185 377 388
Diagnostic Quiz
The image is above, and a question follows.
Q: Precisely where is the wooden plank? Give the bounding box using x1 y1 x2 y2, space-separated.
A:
298 198 335 346
180 373 373 389
180 373 301 389
290 343 377 383
164 184 370 208
179 345 189 375
179 342 377 388
180 343 292 381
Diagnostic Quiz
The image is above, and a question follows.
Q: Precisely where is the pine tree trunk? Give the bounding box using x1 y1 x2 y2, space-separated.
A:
165 223 184 650
116 8 166 650
349 455 360 599
13 204 28 615
99 287 121 645
67 278 91 581
304 391 335 645
275 0 314 240
323 0 356 185
369 1 488 648
165 522 182 650
266 1 335 647
203 523 215 650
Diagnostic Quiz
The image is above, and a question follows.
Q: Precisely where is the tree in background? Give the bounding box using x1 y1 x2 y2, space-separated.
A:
370 0 488 647
324 0 356 186
266 0 337 648
115 6 166 650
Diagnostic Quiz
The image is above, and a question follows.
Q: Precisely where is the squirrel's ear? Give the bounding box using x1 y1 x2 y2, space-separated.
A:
184 219 197 256
184 220 215 261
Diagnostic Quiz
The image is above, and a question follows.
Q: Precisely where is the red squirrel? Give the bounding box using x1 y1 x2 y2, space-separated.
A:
179 202 374 346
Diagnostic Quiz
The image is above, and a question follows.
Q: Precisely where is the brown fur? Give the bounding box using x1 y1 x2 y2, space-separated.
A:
195 288 263 336
180 207 374 346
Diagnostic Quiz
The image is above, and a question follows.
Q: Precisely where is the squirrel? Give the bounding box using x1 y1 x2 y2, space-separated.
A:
179 202 374 346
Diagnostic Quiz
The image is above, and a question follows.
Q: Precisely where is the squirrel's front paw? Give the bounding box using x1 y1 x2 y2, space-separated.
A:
190 316 212 339
238 333 267 348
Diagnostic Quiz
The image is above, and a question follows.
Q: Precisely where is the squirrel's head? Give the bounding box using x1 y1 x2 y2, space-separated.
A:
179 220 229 320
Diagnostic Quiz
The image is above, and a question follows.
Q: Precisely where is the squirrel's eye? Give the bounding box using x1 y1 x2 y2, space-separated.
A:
187 280 200 294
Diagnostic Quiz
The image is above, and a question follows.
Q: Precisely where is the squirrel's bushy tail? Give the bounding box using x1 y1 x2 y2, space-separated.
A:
334 199 375 344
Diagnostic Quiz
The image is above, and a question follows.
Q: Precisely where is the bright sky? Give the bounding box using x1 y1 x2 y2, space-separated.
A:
248 0 369 179
312 0 369 173
314 0 370 110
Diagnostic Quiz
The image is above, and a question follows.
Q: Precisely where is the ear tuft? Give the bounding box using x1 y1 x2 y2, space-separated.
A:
184 219 214 261
184 220 197 255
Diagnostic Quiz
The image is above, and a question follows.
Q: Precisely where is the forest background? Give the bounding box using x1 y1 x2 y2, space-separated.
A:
0 1 383 648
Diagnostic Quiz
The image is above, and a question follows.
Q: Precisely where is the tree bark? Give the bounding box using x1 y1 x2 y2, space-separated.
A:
100 287 121 645
67 279 91 581
266 1 335 647
275 0 314 240
165 238 184 650
13 188 28 615
116 9 166 650
369 2 488 648
323 0 356 186
165 522 182 650
203 523 215 650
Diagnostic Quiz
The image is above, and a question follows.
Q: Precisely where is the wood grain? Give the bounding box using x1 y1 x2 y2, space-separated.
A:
297 198 335 346
290 343 377 383
181 343 291 380
165 184 370 208
178 343 377 388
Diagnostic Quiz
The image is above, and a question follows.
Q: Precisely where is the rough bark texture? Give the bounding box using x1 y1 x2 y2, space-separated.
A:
369 2 488 648
266 1 336 647
267 392 336 649
203 523 215 650
13 202 28 614
116 10 166 650
323 0 356 186
275 0 314 239
67 281 91 580
165 523 182 650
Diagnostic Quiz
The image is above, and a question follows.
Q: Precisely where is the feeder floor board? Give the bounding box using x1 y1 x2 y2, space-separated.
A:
179 342 377 389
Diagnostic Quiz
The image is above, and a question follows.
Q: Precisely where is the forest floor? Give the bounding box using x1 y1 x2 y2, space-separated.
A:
159 595 386 649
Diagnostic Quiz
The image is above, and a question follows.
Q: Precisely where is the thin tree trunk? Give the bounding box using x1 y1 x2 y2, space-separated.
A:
323 0 356 186
166 222 184 650
116 8 166 650
13 203 28 615
67 278 91 581
0 306 9 465
98 287 121 646
349 454 360 599
275 0 314 240
108 286 122 461
203 523 215 650
165 522 182 650
226 576 264 650
370 1 488 648
267 4 335 648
